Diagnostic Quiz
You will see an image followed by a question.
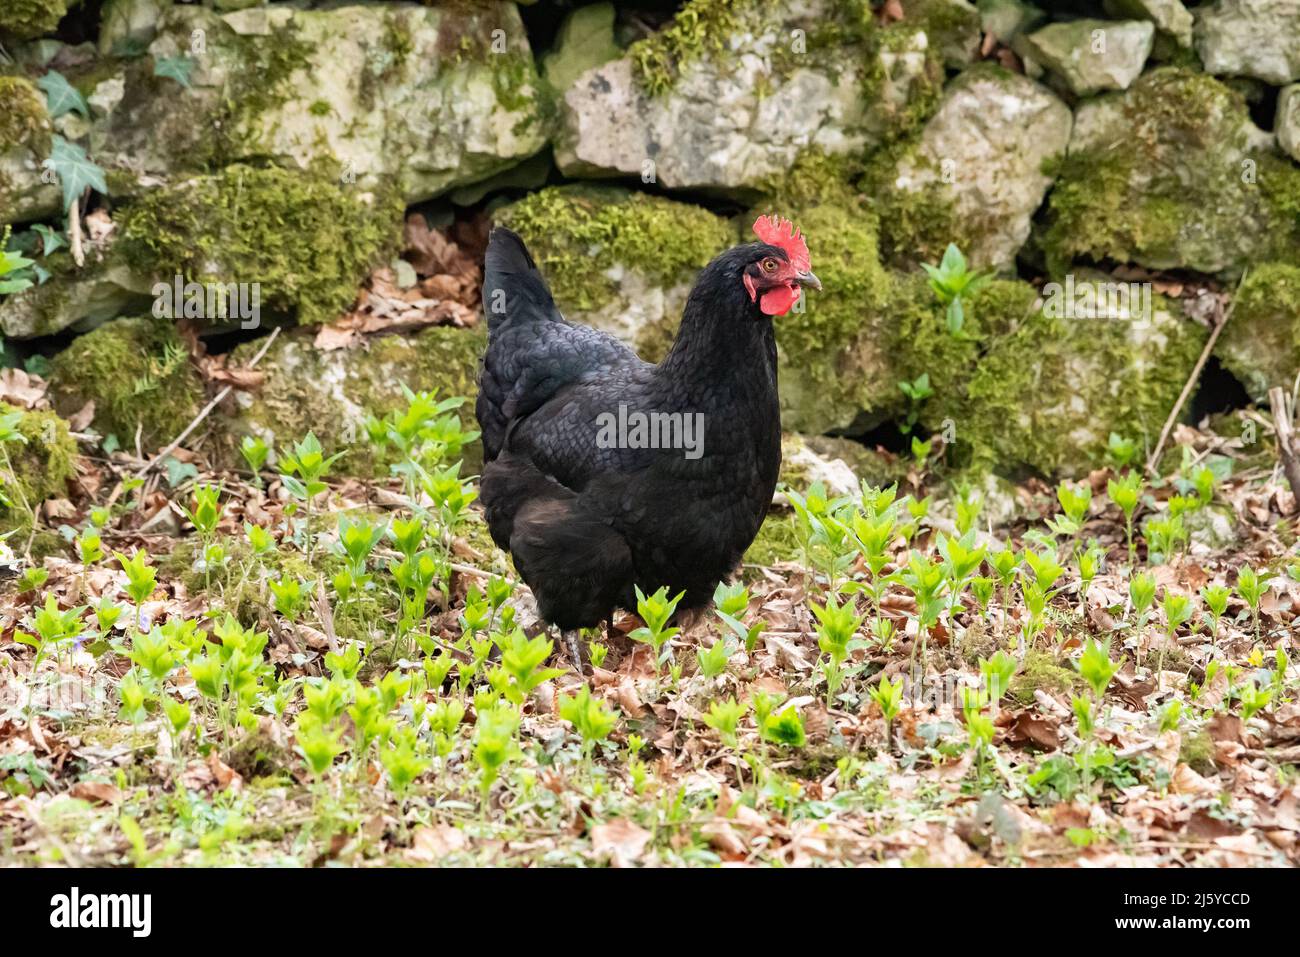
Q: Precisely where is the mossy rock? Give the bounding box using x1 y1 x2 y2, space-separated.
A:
558 0 940 196
0 0 71 40
0 403 77 535
1216 262 1300 402
780 432 910 496
767 171 1030 436
117 164 403 326
494 184 737 361
94 2 550 204
217 324 487 477
541 2 621 94
868 65 1071 271
0 75 59 227
47 316 206 449
937 282 1207 477
1039 68 1300 276
0 244 155 339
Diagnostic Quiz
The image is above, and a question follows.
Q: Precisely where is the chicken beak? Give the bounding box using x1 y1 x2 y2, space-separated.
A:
797 270 822 292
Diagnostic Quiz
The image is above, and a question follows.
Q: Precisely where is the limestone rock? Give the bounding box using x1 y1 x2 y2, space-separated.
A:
1195 0 1300 84
881 68 1072 270
90 2 549 205
542 3 621 95
98 0 170 56
555 1 940 196
1040 69 1300 276
0 76 59 227
220 325 488 474
1276 84 1300 163
1216 263 1300 402
1104 0 1194 48
1020 18 1154 96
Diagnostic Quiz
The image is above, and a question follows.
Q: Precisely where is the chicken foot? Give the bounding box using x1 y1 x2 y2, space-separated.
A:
561 630 585 675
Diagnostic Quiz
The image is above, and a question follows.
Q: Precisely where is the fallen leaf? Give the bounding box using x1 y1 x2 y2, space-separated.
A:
69 781 123 805
590 818 651 867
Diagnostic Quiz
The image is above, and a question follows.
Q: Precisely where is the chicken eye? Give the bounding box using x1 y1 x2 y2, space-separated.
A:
761 258 778 273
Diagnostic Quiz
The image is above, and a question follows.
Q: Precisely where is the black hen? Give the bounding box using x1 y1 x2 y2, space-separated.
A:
475 216 819 664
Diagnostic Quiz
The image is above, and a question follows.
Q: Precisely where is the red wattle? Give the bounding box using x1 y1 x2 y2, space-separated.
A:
759 284 798 316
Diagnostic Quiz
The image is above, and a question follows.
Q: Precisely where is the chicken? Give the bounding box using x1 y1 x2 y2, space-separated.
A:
475 215 819 668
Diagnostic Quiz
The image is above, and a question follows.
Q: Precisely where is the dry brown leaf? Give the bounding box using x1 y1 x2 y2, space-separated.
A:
590 818 651 867
408 824 467 862
0 368 48 409
69 780 123 805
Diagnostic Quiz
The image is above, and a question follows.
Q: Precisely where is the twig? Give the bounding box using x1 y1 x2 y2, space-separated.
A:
136 327 281 476
1268 386 1300 511
68 194 84 268
1145 277 1244 477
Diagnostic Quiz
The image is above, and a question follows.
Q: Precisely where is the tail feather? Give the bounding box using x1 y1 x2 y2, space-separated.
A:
483 227 559 331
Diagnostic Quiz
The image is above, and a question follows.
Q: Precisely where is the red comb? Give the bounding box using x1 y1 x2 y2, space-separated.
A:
752 215 810 272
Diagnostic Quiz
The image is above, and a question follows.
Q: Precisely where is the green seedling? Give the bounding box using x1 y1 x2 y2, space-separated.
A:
268 577 310 622
1129 570 1156 657
762 704 806 749
1234 566 1271 640
812 593 864 707
381 728 430 806
240 435 270 480
497 629 564 705
1107 471 1143 562
980 649 1017 705
702 696 746 749
473 704 521 804
868 675 904 750
921 243 990 338
695 638 730 680
630 585 684 672
558 685 618 759
278 432 344 563
1106 433 1139 471
897 373 933 435
1076 638 1120 798
77 530 104 566
1156 592 1193 685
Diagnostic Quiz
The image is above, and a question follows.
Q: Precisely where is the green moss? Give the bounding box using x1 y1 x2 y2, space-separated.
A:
1040 69 1300 275
0 403 76 534
629 0 876 96
0 76 52 155
117 165 402 326
743 510 799 568
495 185 734 313
945 288 1207 477
1179 729 1216 775
629 0 755 96
1216 262 1300 402
0 0 70 40
48 317 205 449
206 19 315 170
1009 649 1082 706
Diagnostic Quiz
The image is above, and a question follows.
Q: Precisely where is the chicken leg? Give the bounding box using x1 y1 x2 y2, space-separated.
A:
562 629 585 675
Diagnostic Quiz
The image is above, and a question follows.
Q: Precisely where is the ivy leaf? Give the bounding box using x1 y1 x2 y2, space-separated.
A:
37 70 89 119
32 224 66 256
153 56 195 88
45 135 108 212
163 456 199 489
